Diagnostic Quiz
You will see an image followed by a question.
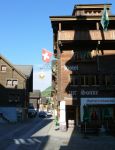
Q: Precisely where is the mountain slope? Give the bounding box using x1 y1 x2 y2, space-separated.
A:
41 86 52 97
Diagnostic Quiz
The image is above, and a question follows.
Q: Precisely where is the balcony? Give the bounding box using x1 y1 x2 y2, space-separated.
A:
58 30 115 41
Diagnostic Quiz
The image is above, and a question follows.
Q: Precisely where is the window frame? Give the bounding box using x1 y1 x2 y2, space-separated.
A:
1 65 6 72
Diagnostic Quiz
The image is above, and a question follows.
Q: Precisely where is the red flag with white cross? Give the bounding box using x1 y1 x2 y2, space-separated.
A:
42 48 53 63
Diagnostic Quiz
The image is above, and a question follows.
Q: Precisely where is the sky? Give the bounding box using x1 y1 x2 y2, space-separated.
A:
0 0 115 91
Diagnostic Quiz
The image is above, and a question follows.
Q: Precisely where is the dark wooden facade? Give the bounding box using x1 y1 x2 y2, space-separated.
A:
0 54 33 122
50 3 115 130
29 90 41 111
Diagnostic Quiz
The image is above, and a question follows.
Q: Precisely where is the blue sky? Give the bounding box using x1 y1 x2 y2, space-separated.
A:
0 0 115 91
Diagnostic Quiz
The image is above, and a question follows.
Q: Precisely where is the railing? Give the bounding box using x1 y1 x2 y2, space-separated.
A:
58 30 115 41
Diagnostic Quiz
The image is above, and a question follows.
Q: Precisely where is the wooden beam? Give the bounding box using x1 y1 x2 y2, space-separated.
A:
59 23 61 31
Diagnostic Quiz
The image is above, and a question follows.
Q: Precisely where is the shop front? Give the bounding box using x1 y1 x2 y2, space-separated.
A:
81 98 115 129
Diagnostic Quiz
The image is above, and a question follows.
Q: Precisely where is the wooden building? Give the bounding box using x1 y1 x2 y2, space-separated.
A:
50 3 115 131
0 54 33 122
29 90 41 111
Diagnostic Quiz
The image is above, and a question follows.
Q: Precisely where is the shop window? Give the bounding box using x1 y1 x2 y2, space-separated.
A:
102 107 113 120
1 65 6 72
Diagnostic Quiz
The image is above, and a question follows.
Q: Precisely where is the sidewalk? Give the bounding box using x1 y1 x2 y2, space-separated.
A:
42 121 115 150
48 122 74 139
41 121 74 150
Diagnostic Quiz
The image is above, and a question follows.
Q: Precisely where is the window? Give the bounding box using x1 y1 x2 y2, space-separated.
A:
95 75 99 85
7 79 18 87
88 76 96 85
7 80 12 87
70 75 113 86
80 76 85 85
1 65 6 72
15 95 20 102
70 75 79 86
9 94 14 102
105 75 112 86
112 75 115 85
101 75 106 85
80 75 98 86
9 94 20 103
13 80 18 86
73 50 92 61
85 76 89 85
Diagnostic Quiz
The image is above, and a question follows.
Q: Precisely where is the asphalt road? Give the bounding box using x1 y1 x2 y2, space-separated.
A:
0 116 53 150
0 116 115 150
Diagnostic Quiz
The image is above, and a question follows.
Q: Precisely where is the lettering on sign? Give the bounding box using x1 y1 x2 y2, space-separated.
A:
81 90 98 96
64 65 78 71
68 90 98 97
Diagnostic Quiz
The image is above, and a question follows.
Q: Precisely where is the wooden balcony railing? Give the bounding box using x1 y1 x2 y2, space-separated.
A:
58 30 115 41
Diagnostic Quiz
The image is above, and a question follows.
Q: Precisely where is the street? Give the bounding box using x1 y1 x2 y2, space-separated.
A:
0 116 52 150
0 115 115 150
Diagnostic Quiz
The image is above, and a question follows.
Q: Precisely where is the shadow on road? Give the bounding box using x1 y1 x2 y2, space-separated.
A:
0 116 52 150
59 128 115 150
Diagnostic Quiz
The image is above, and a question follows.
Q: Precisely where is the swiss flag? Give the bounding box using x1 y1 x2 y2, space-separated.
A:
42 48 53 63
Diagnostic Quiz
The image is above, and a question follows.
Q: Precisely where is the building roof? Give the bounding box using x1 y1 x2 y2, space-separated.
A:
74 3 112 9
50 15 115 21
14 65 33 78
41 97 48 104
50 3 115 27
72 3 112 16
29 90 41 99
0 54 27 79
